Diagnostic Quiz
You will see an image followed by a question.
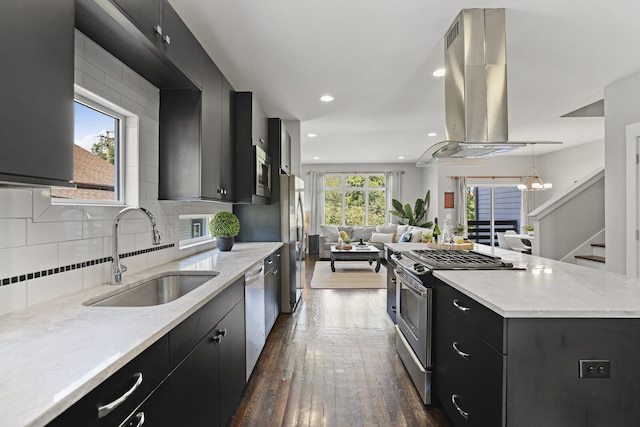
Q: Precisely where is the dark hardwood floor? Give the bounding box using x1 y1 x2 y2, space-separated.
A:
231 256 453 427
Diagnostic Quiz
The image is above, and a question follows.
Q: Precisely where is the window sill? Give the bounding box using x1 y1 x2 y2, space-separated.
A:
179 238 215 251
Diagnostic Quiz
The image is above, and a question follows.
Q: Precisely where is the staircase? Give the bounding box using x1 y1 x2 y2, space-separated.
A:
575 243 606 270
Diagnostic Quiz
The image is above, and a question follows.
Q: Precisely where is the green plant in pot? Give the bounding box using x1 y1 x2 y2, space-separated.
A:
209 211 240 251
389 190 433 228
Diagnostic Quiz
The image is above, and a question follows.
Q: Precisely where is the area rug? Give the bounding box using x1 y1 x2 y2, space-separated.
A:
310 261 386 289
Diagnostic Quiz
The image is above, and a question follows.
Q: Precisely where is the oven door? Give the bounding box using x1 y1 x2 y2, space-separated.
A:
254 145 271 198
395 266 432 369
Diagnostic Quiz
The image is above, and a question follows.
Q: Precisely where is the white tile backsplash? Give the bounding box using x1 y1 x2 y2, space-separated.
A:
0 189 32 218
26 220 84 246
0 244 58 278
0 282 27 317
27 270 83 307
0 219 27 249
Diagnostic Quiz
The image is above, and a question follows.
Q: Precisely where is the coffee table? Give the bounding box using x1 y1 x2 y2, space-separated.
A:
330 245 381 273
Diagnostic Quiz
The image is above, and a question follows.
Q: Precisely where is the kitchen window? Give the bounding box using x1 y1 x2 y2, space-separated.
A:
179 214 214 248
324 174 386 226
52 91 131 205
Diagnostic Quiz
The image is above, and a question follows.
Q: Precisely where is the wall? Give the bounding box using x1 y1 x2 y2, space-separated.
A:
300 163 425 226
535 139 604 206
0 31 228 317
422 141 605 227
605 70 640 274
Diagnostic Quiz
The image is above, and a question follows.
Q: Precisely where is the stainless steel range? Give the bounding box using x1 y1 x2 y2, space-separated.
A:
390 249 519 405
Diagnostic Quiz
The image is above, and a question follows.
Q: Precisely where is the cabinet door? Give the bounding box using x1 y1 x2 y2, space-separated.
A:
0 0 74 186
112 0 161 41
161 0 203 88
218 300 246 426
281 130 291 174
201 56 223 200
220 77 235 200
169 330 221 426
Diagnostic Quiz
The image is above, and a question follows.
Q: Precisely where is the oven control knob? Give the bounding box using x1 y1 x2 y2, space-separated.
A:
396 253 403 260
414 263 425 272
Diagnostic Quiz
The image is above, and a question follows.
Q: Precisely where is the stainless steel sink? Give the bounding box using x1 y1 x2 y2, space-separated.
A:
89 271 219 307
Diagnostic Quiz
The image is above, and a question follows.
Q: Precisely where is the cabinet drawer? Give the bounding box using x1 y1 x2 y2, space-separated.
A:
169 277 244 368
50 335 169 426
435 280 504 352
435 310 504 427
264 250 281 273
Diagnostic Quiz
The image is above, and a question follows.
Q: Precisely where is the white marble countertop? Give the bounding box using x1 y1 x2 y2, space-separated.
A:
0 242 282 427
386 243 640 318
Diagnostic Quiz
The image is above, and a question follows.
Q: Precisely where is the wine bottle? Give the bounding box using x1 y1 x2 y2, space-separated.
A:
433 217 440 244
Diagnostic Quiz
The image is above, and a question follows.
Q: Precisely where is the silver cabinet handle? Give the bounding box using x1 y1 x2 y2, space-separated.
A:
212 328 227 343
272 269 278 275
391 277 396 283
451 394 469 420
154 25 162 35
276 253 281 258
453 299 471 312
452 341 470 359
97 372 143 418
163 34 171 45
128 412 145 427
267 259 274 264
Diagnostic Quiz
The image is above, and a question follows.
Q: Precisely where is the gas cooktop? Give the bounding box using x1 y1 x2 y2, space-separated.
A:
392 249 518 275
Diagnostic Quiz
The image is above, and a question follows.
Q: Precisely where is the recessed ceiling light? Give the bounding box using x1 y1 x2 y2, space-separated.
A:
320 95 334 102
398 156 405 160
307 133 317 138
313 156 320 160
428 132 438 137
432 68 445 77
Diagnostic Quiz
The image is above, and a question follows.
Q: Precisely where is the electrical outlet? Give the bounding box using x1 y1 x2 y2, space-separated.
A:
579 359 610 379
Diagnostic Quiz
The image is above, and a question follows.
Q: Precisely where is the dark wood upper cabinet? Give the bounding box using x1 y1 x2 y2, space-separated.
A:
111 0 161 41
160 0 202 88
269 118 292 175
0 0 74 187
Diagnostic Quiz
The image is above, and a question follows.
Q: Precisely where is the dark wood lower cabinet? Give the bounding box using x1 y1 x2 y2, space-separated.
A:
169 298 245 426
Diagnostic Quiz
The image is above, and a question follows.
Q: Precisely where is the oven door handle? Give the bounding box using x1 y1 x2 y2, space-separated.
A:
399 277 429 297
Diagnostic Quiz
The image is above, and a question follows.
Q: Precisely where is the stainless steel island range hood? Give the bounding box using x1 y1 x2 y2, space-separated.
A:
417 9 559 166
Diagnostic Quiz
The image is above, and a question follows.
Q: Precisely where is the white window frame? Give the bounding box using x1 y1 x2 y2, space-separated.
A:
52 86 138 207
324 173 386 226
179 214 215 249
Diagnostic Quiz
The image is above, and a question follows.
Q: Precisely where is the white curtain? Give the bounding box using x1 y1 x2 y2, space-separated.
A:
385 171 403 224
308 172 325 235
521 190 535 231
455 177 468 235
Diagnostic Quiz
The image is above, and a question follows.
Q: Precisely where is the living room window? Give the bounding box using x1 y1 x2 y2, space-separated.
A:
324 174 385 226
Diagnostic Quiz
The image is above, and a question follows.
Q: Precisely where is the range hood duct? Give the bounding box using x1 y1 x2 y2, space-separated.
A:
417 9 558 166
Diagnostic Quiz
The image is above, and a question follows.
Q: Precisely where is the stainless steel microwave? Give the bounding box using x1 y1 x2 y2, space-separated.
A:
254 145 271 198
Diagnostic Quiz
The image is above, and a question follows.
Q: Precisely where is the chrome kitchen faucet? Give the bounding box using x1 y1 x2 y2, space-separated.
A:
112 206 162 284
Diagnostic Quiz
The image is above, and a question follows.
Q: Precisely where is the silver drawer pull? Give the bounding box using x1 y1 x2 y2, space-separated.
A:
97 372 143 418
128 412 145 427
451 394 469 420
453 299 471 312
452 341 470 359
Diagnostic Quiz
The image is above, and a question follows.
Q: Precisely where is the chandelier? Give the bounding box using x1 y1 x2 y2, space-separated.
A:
518 145 552 191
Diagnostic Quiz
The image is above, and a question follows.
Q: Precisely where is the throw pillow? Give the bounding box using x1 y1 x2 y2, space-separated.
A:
395 225 409 241
409 230 423 242
352 226 373 242
399 231 413 242
320 224 339 242
376 224 397 234
370 233 393 243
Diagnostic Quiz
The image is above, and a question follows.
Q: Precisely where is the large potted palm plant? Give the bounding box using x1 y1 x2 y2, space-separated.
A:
209 211 240 251
389 190 433 228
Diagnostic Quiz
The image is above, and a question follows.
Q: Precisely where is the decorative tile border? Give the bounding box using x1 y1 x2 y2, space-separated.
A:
0 244 174 287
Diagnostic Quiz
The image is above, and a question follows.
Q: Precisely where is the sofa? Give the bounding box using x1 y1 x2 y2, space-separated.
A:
318 224 432 259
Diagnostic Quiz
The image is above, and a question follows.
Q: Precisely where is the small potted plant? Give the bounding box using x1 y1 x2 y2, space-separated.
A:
210 211 240 251
523 224 534 236
453 222 466 243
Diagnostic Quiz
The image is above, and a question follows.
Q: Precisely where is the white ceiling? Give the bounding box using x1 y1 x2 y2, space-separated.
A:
168 0 640 164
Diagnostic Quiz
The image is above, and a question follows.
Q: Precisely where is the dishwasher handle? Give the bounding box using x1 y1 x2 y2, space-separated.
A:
245 265 265 284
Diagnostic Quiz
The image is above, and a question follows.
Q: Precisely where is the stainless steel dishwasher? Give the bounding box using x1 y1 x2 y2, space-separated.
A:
245 263 266 381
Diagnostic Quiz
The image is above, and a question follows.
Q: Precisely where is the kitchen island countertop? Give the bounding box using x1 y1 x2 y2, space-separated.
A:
0 242 282 427
386 243 640 318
